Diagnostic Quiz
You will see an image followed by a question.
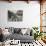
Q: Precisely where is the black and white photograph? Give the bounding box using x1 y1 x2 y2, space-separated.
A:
8 10 23 21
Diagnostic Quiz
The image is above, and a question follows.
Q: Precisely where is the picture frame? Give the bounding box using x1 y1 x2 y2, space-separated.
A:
8 10 23 22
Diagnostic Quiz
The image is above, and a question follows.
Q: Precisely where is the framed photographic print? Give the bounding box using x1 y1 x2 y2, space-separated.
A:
8 10 23 22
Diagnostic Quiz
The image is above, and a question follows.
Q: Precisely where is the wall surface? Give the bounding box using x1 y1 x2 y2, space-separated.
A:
0 1 40 28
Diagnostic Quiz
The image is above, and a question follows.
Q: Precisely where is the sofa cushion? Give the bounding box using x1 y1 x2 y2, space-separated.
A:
14 28 21 33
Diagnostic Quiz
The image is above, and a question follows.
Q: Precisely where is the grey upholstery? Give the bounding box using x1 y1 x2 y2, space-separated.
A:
3 28 34 43
8 33 34 43
14 28 21 33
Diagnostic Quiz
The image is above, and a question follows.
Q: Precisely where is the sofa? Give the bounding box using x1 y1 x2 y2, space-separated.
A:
0 27 34 43
7 27 34 43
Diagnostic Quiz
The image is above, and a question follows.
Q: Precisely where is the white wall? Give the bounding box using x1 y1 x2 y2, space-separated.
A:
0 1 40 28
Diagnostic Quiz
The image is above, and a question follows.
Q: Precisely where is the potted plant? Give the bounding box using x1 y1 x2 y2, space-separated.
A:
32 27 43 40
32 27 39 40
